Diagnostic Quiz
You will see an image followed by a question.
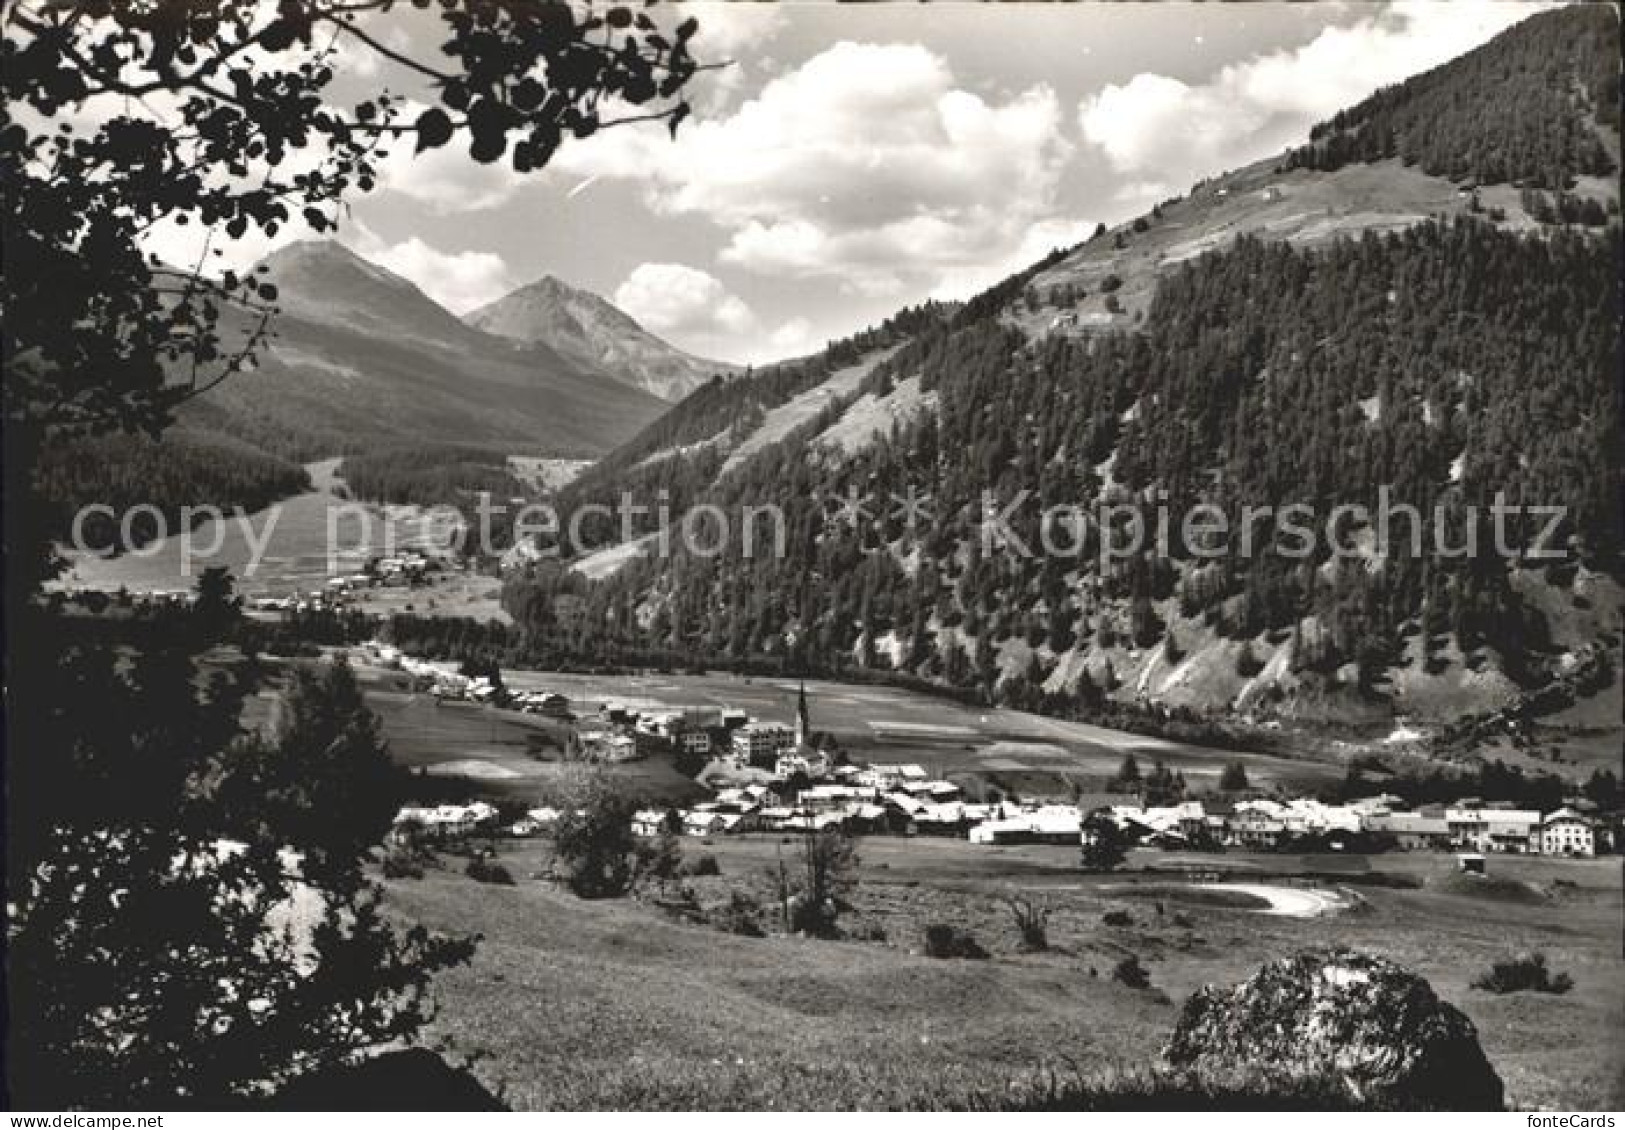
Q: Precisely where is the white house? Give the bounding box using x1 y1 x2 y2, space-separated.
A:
857 763 928 790
1446 807 1542 853
392 801 499 840
1541 808 1595 857
731 723 795 766
968 806 1080 845
774 749 831 780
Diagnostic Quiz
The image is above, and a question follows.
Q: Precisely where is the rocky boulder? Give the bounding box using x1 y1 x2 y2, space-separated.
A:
1163 948 1504 1110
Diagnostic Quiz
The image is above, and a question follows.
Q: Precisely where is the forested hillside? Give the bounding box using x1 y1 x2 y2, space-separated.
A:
502 6 1621 738
34 431 312 552
1283 4 1618 186
336 444 527 509
550 302 950 550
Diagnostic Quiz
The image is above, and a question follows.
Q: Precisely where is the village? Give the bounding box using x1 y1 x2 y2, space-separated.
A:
377 641 1612 862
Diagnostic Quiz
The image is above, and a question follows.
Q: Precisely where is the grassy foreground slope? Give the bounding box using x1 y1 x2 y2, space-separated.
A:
388 840 1622 1110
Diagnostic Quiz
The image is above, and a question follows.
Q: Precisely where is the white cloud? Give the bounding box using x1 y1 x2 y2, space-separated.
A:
676 2 785 59
370 100 527 214
374 140 526 214
927 216 1101 300
342 225 515 313
768 316 819 358
551 41 1076 299
1079 1 1548 190
676 2 789 113
613 261 756 340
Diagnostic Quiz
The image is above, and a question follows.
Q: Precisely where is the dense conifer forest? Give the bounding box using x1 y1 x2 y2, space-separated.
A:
1282 5 1619 186
504 213 1619 711
34 431 311 551
336 444 528 508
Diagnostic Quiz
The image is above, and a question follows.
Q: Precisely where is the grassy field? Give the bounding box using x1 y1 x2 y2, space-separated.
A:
386 837 1622 1110
249 660 705 804
60 459 463 598
265 657 1330 808
498 668 1343 798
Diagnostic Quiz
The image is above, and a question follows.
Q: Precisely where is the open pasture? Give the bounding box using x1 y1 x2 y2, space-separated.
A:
391 835 1622 1110
499 669 1342 794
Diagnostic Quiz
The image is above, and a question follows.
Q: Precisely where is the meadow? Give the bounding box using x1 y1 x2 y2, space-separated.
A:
296 659 1344 808
59 459 461 598
386 836 1623 1110
497 668 1344 797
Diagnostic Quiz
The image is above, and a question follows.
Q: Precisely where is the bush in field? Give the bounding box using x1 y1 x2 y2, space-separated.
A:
1113 955 1152 989
923 923 989 959
710 891 765 937
770 828 858 937
382 834 436 880
683 853 721 877
550 766 642 898
1471 952 1573 994
1004 893 1052 952
464 854 515 886
1102 909 1134 927
382 852 425 880
638 829 685 884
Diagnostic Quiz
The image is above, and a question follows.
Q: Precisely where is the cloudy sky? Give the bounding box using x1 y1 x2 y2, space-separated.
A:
181 1 1550 364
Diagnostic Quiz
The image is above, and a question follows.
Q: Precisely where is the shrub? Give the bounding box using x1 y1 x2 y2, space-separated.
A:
770 828 858 937
923 923 989 959
1471 952 1573 994
1102 909 1133 927
382 848 425 879
638 830 685 883
464 855 516 886
684 853 721 877
1004 894 1052 952
710 891 764 937
1112 955 1151 989
381 835 436 880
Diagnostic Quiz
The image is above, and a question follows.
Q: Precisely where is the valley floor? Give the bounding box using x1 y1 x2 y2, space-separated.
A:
386 839 1623 1110
359 663 1349 804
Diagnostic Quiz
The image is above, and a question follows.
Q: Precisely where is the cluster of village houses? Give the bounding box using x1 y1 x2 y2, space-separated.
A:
244 550 442 612
393 784 1604 859
383 662 1608 859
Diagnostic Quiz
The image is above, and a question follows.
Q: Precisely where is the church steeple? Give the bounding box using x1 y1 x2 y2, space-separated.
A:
795 680 811 748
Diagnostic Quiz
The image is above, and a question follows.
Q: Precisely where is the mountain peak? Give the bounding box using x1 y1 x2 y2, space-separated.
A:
259 239 432 310
465 275 738 402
